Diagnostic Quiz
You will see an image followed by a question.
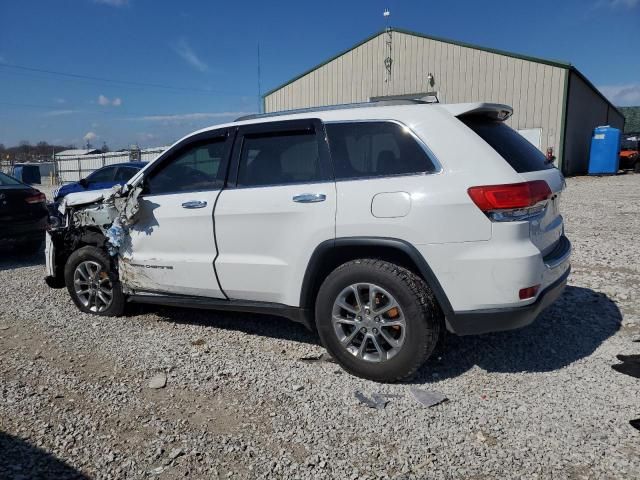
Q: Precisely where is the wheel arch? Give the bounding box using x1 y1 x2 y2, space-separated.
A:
300 237 454 320
48 227 111 288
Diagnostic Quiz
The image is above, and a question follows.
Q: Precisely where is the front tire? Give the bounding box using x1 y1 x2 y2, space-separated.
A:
315 259 442 382
64 246 125 316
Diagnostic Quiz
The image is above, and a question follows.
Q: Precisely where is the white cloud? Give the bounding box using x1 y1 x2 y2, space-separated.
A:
97 94 123 106
42 109 78 117
611 0 639 7
137 132 158 144
135 112 251 122
597 0 640 7
599 84 640 106
54 98 66 104
172 39 208 72
84 131 98 142
94 0 129 6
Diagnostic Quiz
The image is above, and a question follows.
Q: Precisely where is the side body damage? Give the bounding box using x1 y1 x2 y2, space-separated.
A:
45 185 143 289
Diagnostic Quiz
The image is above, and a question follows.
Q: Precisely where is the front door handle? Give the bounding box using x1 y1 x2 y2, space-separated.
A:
182 200 207 209
293 193 326 203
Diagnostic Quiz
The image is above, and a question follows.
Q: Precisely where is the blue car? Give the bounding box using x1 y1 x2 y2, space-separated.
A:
54 161 147 202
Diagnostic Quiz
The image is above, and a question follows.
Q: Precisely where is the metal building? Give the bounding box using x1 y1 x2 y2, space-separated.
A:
263 28 624 175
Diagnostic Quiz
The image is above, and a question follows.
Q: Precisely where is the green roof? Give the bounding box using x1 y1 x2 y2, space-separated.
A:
263 27 621 119
620 106 640 133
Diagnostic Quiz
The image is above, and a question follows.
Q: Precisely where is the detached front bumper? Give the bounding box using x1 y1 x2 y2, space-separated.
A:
44 231 66 288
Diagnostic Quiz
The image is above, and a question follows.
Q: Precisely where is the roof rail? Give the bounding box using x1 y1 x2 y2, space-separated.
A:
234 99 431 122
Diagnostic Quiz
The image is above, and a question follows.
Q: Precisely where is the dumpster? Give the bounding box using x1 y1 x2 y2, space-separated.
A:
12 164 42 184
588 126 621 175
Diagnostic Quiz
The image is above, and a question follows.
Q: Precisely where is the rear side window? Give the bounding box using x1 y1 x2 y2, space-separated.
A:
237 130 321 187
325 122 437 180
462 118 552 173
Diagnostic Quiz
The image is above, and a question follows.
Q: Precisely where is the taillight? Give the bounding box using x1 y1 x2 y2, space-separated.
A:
467 181 552 221
25 193 46 204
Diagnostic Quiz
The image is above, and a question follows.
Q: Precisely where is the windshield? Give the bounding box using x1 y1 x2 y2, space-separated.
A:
0 172 22 186
621 139 639 150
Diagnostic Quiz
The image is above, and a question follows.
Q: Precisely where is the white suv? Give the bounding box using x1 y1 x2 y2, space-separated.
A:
45 100 571 382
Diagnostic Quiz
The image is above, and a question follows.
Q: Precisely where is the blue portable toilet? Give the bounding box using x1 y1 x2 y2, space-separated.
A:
588 126 621 175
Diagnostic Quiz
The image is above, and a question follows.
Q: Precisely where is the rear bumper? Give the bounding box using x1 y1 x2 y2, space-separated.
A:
446 266 570 335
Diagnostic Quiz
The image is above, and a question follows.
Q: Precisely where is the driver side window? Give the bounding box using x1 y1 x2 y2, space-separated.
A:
145 137 227 195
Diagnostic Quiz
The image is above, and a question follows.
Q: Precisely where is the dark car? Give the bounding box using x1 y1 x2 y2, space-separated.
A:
0 171 48 253
53 161 147 202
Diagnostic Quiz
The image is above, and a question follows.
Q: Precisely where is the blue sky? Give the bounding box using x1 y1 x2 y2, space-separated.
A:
0 0 638 149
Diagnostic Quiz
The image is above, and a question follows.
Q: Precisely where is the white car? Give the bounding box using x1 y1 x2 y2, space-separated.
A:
45 100 571 381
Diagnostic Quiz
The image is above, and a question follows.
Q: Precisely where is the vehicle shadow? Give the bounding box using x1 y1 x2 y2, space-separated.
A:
412 285 623 383
0 431 88 480
133 285 621 377
0 246 45 271
140 304 319 346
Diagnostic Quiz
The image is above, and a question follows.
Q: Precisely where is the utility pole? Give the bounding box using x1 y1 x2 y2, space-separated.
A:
257 42 262 114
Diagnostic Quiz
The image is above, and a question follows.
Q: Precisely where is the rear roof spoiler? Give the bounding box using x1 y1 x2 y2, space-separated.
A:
439 102 513 121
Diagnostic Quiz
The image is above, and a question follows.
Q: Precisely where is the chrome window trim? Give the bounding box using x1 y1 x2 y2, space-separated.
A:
323 118 444 177
230 179 334 191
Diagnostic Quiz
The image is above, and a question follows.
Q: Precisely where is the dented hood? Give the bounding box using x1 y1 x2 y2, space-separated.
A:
59 185 124 211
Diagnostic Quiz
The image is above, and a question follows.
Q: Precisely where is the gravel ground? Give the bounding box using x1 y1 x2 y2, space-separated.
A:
1 175 639 479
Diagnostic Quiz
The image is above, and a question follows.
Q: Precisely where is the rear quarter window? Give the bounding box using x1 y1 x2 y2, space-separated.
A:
325 121 438 180
462 117 553 173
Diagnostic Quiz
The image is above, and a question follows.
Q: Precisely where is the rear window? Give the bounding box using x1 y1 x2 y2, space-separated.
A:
325 122 438 180
0 172 21 186
462 117 553 173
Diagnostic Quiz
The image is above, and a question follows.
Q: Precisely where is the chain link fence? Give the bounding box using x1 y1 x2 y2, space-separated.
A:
55 148 166 184
0 160 13 175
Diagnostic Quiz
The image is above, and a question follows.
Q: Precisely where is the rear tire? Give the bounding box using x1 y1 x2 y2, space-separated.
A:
315 259 442 382
634 161 640 174
64 246 125 316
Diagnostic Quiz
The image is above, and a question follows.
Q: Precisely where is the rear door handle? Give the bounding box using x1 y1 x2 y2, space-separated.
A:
182 200 207 209
293 193 326 203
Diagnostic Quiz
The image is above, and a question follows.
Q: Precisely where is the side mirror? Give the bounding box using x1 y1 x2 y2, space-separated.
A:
78 178 89 188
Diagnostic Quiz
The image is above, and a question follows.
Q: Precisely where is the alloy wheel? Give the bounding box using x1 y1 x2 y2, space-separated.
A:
73 260 114 313
331 283 407 362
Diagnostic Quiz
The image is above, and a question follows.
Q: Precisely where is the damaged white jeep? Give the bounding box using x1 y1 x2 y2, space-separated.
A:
46 100 571 381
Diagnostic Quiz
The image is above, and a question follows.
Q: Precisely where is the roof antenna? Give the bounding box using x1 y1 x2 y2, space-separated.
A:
383 9 393 87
